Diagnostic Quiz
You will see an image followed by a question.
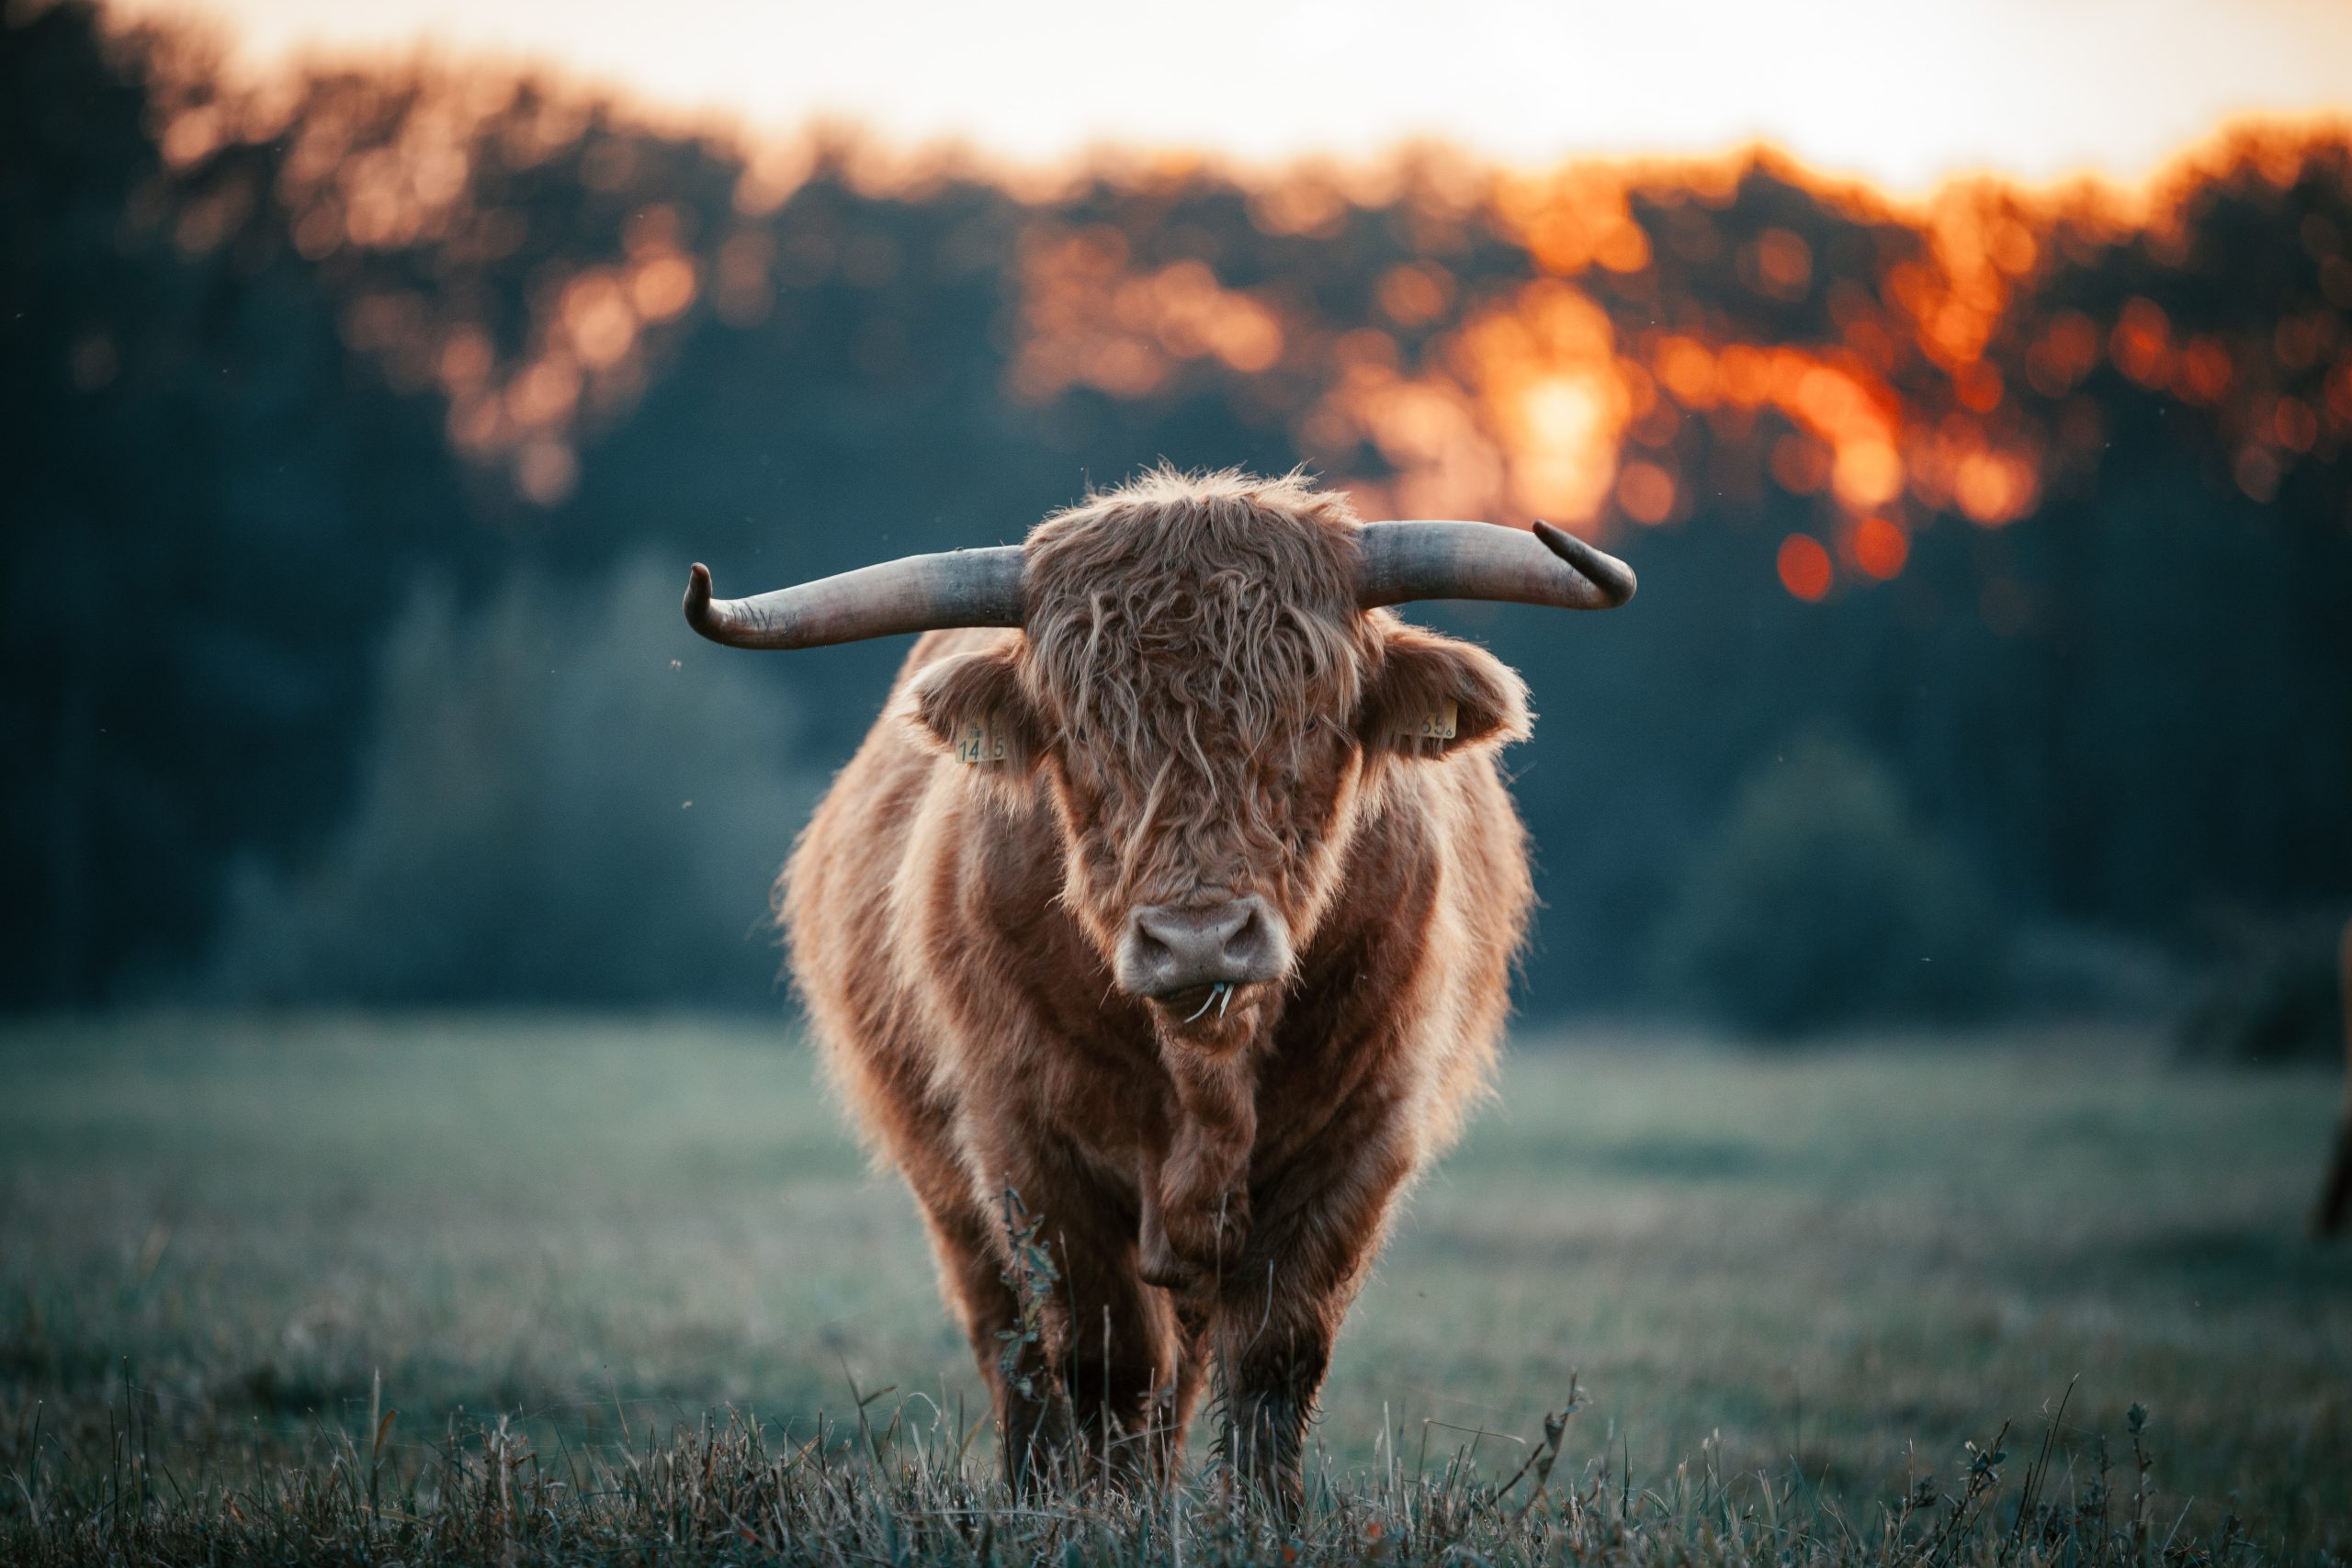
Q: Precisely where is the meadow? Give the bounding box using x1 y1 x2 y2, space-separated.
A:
2 1012 2346 1563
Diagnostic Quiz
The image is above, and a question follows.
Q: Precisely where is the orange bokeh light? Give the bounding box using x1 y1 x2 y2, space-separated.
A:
1377 263 1454 327
1777 534 1834 602
1848 515 1910 580
2273 397 2319 452
184 63 2346 538
2112 298 2173 387
1616 460 1677 525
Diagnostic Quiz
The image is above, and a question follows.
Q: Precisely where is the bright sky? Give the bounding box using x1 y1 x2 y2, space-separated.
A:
119 0 2352 193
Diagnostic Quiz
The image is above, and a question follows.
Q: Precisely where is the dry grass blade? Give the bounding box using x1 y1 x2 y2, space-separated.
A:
1500 1376 1581 1528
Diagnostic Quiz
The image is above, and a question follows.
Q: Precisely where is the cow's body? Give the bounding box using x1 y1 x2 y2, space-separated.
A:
788 623 1527 1479
725 470 1622 1506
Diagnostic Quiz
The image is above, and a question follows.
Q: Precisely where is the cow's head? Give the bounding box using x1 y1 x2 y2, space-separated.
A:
684 470 1633 1046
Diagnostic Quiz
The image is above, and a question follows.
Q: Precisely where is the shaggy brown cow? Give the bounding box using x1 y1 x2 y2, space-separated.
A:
683 469 1634 1507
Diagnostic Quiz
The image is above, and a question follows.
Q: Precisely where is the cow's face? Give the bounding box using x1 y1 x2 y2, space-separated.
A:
906 476 1529 1047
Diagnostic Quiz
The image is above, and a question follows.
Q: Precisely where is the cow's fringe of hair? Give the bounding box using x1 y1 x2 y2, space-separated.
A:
1020 467 1375 904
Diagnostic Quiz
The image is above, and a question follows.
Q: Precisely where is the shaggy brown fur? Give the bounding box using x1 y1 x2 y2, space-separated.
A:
782 470 1540 1508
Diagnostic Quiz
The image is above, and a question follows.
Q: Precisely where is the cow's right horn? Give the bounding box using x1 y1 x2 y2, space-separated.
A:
684 547 1026 649
1355 519 1636 612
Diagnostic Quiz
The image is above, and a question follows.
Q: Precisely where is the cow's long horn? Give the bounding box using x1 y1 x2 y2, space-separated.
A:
1355 520 1636 612
684 547 1025 649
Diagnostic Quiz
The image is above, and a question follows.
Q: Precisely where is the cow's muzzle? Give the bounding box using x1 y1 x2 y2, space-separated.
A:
1115 896 1290 1004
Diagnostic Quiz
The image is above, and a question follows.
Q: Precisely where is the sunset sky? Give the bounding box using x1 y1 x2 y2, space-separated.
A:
114 0 2352 193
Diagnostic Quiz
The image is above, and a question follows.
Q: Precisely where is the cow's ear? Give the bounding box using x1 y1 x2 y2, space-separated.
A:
1358 624 1531 761
902 645 1045 774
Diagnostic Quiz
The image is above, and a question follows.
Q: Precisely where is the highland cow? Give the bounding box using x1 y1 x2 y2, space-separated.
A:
684 469 1634 1508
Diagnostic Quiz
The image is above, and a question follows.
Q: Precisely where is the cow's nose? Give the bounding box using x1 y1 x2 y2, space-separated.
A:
1116 896 1291 1000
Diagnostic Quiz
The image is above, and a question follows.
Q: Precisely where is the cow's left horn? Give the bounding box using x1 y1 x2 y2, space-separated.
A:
684 547 1026 649
1355 520 1636 612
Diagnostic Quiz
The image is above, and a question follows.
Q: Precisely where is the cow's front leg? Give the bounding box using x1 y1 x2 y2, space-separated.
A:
1212 1118 1416 1514
986 1183 1078 1492
978 1137 1200 1493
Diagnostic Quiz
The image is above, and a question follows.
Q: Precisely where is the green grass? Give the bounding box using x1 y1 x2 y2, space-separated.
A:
2 1012 2347 1562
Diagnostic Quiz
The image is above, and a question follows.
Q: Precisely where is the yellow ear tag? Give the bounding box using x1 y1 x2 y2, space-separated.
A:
1408 702 1458 745
955 712 1008 766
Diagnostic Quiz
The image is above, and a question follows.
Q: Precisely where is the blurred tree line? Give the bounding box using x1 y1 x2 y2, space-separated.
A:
5 1 2347 1030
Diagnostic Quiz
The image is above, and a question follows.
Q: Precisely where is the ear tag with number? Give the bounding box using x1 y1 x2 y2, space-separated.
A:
955 712 1008 766
1402 701 1458 745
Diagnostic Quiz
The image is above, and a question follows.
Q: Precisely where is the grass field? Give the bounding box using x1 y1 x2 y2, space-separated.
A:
2 1012 2347 1562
